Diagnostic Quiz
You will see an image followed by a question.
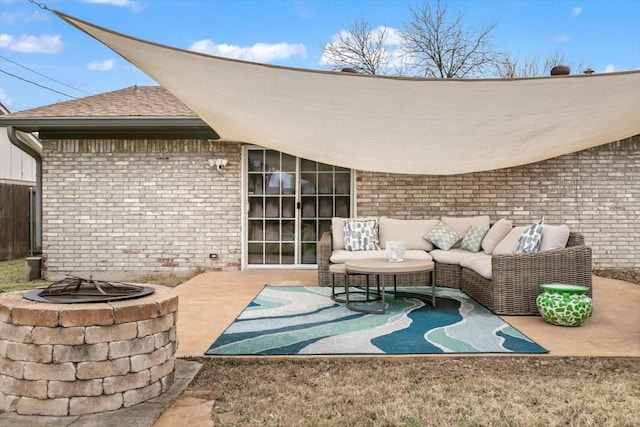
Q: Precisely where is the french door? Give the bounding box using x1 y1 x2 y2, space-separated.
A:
245 148 351 267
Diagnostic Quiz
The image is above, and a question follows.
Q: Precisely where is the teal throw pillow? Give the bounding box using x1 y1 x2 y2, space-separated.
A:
461 225 489 252
425 221 460 251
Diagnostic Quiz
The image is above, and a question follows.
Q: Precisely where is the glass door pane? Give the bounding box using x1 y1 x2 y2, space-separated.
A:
246 149 350 266
298 160 351 265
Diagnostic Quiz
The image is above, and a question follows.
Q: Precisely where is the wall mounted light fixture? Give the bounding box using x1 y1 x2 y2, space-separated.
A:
208 158 228 171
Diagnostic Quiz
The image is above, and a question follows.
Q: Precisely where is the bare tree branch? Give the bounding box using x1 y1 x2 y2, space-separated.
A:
321 20 393 75
400 0 499 78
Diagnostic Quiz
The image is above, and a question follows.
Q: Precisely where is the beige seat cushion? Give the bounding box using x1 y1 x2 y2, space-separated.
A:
460 253 493 279
330 249 432 264
379 217 439 251
429 248 476 265
482 218 513 254
539 224 570 251
493 226 528 254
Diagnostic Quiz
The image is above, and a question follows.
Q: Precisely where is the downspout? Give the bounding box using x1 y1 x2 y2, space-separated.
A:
7 126 42 254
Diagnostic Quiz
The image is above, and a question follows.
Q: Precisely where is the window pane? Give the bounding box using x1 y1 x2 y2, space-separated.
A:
318 196 333 218
264 197 279 218
281 243 295 264
248 243 263 264
281 173 295 195
300 159 316 171
282 220 295 241
301 220 316 241
335 173 350 194
248 174 264 195
301 196 316 218
265 243 280 264
265 220 280 240
248 197 263 218
301 243 316 264
282 197 295 218
301 173 316 194
248 151 264 172
248 220 263 241
265 150 280 172
335 196 350 217
318 173 333 194
281 153 296 172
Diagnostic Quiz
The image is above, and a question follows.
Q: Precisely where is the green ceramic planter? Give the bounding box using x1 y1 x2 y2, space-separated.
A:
536 283 592 327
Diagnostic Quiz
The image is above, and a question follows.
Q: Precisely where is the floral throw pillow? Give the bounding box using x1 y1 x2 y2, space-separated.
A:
425 221 460 251
461 225 490 253
343 219 380 251
515 220 544 253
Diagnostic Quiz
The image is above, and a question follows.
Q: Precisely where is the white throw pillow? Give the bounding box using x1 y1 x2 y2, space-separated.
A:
343 219 380 251
539 224 571 251
482 219 513 254
515 220 544 253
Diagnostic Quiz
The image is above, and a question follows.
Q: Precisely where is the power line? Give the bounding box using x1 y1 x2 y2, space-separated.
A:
0 54 92 95
0 69 79 100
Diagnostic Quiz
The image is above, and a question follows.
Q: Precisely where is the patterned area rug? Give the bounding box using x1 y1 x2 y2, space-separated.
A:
205 286 548 355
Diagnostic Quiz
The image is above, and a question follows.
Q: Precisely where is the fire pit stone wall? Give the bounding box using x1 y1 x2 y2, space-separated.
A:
0 285 178 416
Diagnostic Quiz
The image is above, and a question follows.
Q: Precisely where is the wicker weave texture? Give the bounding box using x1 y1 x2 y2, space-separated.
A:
462 233 592 315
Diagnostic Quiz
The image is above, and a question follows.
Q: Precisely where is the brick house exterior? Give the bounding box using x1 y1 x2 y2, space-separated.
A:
1 86 638 278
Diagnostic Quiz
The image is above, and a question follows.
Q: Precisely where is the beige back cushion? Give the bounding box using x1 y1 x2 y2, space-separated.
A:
331 217 346 250
482 218 513 254
493 226 528 254
441 216 491 238
539 224 571 251
379 218 439 251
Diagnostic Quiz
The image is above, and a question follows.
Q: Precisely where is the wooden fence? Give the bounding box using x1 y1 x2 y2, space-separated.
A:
0 182 33 260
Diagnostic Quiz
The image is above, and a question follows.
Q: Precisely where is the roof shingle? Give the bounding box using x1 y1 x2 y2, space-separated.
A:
7 86 196 118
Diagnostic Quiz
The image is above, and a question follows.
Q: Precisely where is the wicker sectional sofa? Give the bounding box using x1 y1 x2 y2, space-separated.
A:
317 216 592 315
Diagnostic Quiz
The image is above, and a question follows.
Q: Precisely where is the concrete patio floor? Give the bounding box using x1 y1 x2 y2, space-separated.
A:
174 270 640 358
152 271 638 426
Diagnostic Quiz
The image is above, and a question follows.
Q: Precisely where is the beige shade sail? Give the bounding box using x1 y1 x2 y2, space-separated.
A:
54 10 640 175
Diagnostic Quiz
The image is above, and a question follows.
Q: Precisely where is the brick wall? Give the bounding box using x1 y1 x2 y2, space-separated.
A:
41 135 638 276
356 135 639 269
42 139 242 278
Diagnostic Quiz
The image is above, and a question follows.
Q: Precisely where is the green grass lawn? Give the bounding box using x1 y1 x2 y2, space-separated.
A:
0 258 50 293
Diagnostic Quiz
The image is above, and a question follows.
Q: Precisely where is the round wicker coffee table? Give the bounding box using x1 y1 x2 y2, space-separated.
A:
344 258 435 314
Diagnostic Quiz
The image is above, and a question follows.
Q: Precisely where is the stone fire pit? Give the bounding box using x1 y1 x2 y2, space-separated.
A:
0 284 178 416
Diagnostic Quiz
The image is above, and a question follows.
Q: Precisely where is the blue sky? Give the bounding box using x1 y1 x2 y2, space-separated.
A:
1 0 639 112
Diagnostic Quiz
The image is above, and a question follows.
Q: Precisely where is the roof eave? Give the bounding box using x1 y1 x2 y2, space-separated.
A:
0 117 219 139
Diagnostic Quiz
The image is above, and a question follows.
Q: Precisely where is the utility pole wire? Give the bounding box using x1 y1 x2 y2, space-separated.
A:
0 55 92 95
0 69 78 100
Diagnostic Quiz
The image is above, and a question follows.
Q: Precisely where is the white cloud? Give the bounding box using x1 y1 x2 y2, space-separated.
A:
87 59 115 71
553 34 569 43
604 64 616 73
0 34 62 53
81 0 143 12
0 10 48 26
572 7 582 17
0 88 12 108
189 40 307 63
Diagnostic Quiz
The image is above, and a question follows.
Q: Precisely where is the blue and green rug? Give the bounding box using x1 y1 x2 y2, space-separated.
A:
205 285 548 355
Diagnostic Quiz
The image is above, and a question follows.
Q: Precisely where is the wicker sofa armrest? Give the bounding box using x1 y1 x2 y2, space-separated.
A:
318 231 333 286
490 244 592 315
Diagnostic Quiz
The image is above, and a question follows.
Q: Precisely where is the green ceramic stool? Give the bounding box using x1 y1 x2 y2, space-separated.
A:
536 283 592 327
